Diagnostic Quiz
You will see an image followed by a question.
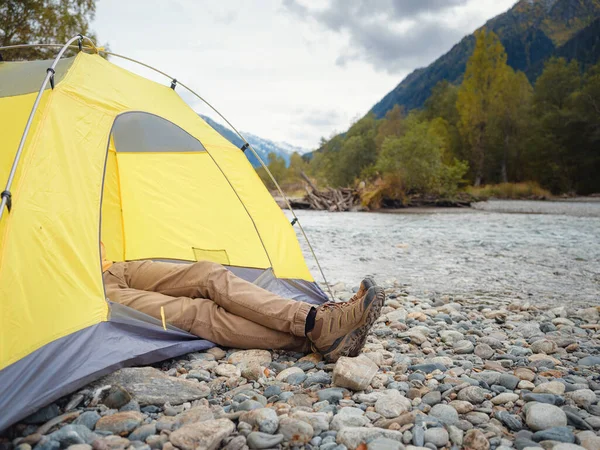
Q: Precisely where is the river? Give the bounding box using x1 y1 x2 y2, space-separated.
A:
287 200 600 306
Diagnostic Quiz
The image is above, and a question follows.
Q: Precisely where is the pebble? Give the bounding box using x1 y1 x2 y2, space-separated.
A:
453 340 475 354
336 427 404 450
424 427 449 447
332 355 378 391
246 432 284 449
429 404 459 425
525 403 568 430
375 390 412 418
169 418 234 450
8 281 600 450
531 426 575 443
94 412 144 436
331 408 369 430
475 344 494 359
533 381 566 395
277 417 314 445
566 389 596 407
463 429 489 450
457 386 487 404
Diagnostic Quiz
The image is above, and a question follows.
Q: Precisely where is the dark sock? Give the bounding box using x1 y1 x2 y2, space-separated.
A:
305 307 317 335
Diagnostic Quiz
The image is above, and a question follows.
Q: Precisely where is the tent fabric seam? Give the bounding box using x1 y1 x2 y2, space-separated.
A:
202 147 275 272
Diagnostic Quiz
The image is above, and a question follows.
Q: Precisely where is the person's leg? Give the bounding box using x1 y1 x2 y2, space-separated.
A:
103 265 309 351
121 260 312 338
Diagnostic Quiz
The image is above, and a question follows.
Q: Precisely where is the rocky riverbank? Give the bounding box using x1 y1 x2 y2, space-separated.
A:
3 280 600 450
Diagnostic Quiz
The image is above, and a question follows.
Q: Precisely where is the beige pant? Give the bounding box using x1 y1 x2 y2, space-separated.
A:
103 260 312 351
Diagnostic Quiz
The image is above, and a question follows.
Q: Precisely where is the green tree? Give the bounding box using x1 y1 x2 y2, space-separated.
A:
375 105 405 150
490 68 533 182
570 61 600 193
376 114 468 196
529 57 581 192
457 29 509 186
0 0 97 60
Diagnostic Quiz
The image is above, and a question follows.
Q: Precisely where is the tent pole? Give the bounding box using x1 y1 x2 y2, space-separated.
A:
0 35 97 222
0 42 335 300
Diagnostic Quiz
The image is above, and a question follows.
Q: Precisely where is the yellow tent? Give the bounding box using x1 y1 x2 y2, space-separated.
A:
0 42 326 430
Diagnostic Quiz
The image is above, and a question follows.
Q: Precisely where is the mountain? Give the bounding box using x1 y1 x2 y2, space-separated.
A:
371 0 600 118
200 115 307 167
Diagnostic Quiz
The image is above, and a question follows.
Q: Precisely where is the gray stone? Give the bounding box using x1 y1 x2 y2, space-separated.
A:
304 370 332 386
522 393 563 405
290 411 330 435
566 389 596 407
531 339 558 354
374 390 412 418
95 411 144 436
579 356 600 367
552 445 587 450
236 400 263 412
277 417 313 446
421 391 442 406
525 403 568 431
246 432 284 449
331 408 369 431
222 436 247 450
129 424 156 442
491 392 519 404
319 388 348 404
447 426 463 446
498 373 520 390
263 385 281 398
286 372 307 385
424 428 449 447
333 355 378 391
367 437 404 450
24 404 60 425
531 426 575 443
475 344 494 359
336 427 404 450
228 350 272 367
33 439 60 450
47 425 98 447
73 412 101 430
95 368 210 405
408 363 446 373
453 340 475 354
102 386 132 409
463 429 490 450
457 386 487 404
244 408 279 434
429 404 459 425
533 381 565 395
494 411 523 431
174 405 214 427
169 418 235 450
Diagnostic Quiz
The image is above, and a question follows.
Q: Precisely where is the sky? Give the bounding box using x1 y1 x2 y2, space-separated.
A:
92 0 517 150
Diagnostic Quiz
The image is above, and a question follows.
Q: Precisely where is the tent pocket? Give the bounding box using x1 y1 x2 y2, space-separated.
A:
192 247 230 265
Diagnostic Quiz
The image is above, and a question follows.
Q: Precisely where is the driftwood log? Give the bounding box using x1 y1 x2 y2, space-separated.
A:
300 172 360 212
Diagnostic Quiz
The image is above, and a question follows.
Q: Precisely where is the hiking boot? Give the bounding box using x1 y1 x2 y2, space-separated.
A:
348 277 376 302
307 284 385 362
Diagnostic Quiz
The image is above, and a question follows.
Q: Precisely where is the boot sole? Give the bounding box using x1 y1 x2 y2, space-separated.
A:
322 285 385 362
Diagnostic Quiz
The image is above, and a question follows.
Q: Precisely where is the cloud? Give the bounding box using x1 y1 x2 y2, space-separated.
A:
282 0 474 73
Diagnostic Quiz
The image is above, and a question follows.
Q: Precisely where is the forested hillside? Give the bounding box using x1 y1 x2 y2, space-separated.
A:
262 31 600 203
371 0 600 118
